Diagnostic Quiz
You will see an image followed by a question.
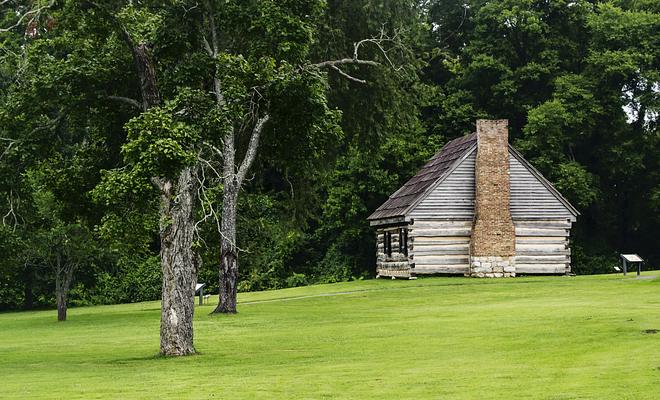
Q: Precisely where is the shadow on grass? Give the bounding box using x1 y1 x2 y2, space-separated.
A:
228 278 558 307
108 351 203 365
137 308 161 312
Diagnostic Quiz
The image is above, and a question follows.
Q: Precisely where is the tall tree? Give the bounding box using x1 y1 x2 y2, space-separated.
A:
310 0 428 280
2 0 201 351
82 0 200 355
28 178 99 321
191 1 406 313
1 0 118 317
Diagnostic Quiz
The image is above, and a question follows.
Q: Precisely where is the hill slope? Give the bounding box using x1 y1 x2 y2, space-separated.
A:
1 273 659 399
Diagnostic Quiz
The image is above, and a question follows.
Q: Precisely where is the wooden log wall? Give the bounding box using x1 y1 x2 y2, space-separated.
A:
405 219 571 275
513 219 572 274
407 219 471 274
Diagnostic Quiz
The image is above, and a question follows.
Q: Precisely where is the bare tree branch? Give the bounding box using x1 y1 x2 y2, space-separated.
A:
236 114 269 185
194 158 250 253
194 165 215 243
181 2 199 17
330 65 367 84
202 0 218 57
0 137 17 161
201 34 213 58
353 27 405 71
106 95 141 110
0 1 54 34
3 188 20 231
203 141 223 157
198 155 224 181
313 58 379 69
311 28 405 84
0 141 16 159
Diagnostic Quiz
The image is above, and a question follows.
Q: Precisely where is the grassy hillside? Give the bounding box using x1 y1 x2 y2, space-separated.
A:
1 273 659 399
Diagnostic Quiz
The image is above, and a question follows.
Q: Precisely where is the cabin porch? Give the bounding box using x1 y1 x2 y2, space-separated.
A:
375 224 413 279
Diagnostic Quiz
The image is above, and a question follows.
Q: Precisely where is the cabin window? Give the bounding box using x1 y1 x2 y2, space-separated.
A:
384 231 392 257
399 228 408 256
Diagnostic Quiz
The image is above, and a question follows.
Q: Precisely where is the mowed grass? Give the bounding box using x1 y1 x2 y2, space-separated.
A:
1 273 659 399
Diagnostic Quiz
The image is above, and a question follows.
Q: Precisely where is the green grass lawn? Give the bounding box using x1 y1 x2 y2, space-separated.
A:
1 273 659 399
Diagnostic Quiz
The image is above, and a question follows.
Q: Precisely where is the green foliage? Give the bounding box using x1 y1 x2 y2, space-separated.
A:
123 104 199 179
571 243 618 275
90 256 162 304
235 193 311 292
552 162 599 210
116 3 164 44
1 0 659 312
25 167 102 267
248 0 322 61
93 168 154 207
0 226 23 309
423 0 659 267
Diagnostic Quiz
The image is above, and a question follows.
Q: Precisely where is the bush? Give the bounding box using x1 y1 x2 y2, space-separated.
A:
116 256 162 303
571 244 618 275
285 273 308 288
80 256 162 304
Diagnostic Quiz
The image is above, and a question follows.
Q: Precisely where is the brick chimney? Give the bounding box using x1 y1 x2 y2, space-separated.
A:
469 120 516 277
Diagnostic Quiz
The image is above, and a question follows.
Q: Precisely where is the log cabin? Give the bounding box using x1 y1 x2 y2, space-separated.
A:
368 119 579 279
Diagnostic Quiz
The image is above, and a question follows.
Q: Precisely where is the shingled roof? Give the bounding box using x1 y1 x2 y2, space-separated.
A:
368 132 477 221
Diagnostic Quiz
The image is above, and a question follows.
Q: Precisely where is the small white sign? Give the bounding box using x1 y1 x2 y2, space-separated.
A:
621 254 643 262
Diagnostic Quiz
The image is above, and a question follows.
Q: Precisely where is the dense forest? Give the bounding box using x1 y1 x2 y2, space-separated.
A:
1 0 658 312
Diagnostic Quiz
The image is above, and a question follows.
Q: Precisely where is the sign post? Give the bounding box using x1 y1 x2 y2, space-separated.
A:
195 283 206 305
620 254 644 276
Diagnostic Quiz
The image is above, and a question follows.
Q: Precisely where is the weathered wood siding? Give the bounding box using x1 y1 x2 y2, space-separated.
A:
509 154 575 221
409 149 476 219
376 226 411 278
408 149 574 222
408 219 471 274
514 219 571 274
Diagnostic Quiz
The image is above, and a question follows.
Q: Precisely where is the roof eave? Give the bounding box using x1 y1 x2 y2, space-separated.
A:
368 216 409 227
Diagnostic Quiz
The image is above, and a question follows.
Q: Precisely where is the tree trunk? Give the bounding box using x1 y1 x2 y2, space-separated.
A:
158 167 198 356
54 262 73 322
23 264 33 310
124 39 199 356
214 180 239 313
133 43 161 111
55 278 67 322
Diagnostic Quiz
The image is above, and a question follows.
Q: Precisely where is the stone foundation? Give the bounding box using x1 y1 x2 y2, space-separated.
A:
468 256 516 278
